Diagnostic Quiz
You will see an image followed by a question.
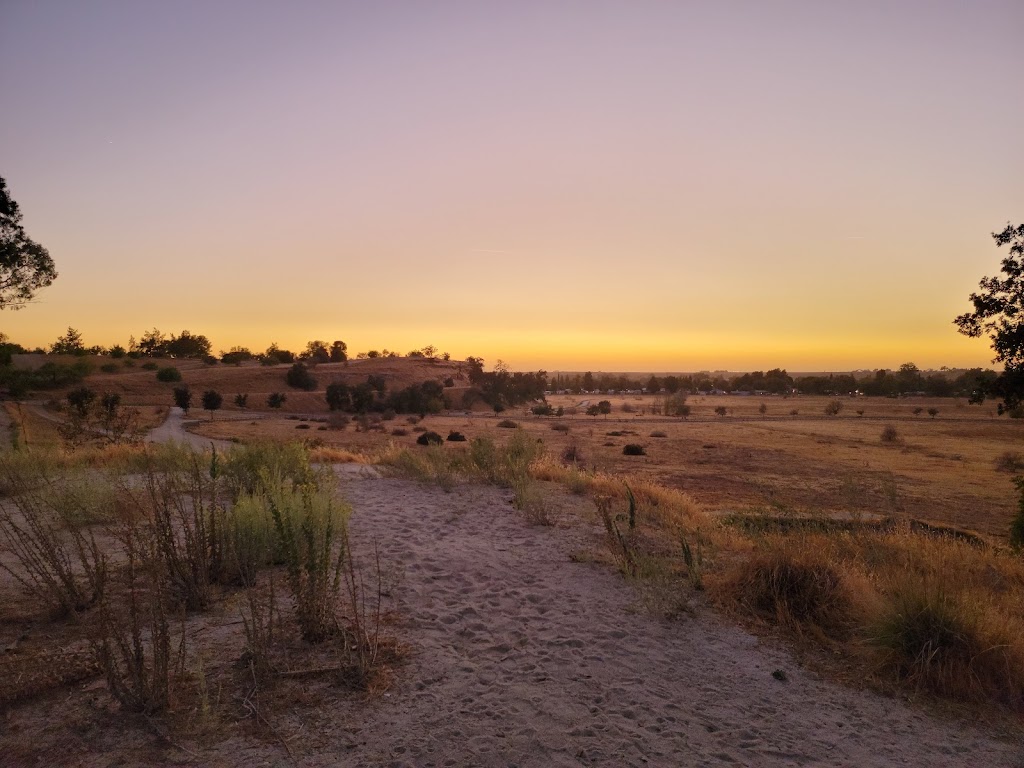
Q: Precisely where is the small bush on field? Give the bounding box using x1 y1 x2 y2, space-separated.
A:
880 425 900 443
100 363 118 373
327 412 350 431
416 431 443 446
391 427 408 436
1010 478 1024 551
497 419 518 429
531 403 554 416
561 443 585 466
141 362 158 371
623 444 646 456
650 431 667 438
871 579 1024 706
824 399 844 416
994 451 1024 473
446 431 467 442
550 422 570 433
156 366 181 382
286 362 317 391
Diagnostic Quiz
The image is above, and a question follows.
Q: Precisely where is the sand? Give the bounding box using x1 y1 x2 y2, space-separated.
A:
198 470 1019 767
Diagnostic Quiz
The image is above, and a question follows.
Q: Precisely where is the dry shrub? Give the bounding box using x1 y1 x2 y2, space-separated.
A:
550 422 570 433
0 457 108 617
994 451 1024 473
92 533 183 714
723 541 856 636
560 442 585 466
880 424 900 443
871 579 1024 708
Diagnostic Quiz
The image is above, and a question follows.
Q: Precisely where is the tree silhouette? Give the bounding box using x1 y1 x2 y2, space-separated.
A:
0 177 57 309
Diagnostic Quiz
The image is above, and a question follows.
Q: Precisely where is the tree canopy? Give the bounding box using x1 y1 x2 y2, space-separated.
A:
955 223 1024 412
0 177 57 310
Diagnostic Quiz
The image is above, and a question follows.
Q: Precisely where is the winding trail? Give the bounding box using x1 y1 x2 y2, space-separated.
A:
146 406 233 451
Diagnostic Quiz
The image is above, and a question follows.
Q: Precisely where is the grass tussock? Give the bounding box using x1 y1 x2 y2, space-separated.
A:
871 578 1024 707
718 539 859 637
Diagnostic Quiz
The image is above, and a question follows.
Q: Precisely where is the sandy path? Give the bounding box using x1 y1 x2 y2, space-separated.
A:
231 473 1018 768
146 406 234 451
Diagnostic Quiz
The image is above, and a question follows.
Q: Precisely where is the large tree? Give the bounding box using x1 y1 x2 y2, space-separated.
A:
955 223 1024 413
0 177 57 309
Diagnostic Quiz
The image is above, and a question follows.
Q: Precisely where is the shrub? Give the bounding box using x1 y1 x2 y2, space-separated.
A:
1010 477 1024 551
234 393 248 409
623 444 646 456
824 399 844 416
327 412 350 430
267 482 350 642
880 425 900 443
551 422 570 433
416 431 443 446
714 406 728 417
446 431 467 442
561 443 585 466
391 427 409 437
141 362 158 371
531 403 554 416
497 419 518 428
649 431 667 438
286 362 317 391
994 451 1024 473
156 366 181 382
100 363 118 374
267 392 287 409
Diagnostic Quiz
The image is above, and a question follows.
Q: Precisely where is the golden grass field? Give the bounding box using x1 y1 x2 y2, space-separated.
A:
175 385 1023 541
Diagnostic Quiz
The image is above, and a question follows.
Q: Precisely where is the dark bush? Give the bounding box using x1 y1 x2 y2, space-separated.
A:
446 431 467 442
551 422 570 433
497 419 518 429
141 362 158 371
416 431 443 446
391 427 409 437
295 424 310 430
100 363 118 374
156 366 181 382
286 362 317 391
650 430 667 438
622 444 646 456
561 443 585 465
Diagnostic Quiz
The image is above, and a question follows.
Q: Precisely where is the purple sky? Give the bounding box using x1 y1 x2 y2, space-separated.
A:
2 1 1022 369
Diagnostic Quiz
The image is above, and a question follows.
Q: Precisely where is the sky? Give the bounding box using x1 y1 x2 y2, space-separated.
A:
1 1 1022 372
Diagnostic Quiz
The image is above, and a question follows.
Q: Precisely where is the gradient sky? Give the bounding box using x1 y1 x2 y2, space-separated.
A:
2 1 1022 371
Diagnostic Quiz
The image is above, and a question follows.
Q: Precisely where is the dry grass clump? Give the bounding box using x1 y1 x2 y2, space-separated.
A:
870 578 1024 707
718 539 858 637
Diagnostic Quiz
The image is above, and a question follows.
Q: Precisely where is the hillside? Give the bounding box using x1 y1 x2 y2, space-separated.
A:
75 356 470 413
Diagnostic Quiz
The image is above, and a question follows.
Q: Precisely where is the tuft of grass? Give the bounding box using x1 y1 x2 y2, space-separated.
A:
723 542 855 637
871 579 1024 707
496 419 518 429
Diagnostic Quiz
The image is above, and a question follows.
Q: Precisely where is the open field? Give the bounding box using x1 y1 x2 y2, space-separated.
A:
181 391 1024 541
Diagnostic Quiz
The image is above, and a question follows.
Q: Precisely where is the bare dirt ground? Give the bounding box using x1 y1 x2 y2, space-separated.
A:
1 470 1021 765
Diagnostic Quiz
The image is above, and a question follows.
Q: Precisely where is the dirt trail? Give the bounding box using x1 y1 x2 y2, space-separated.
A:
203 473 1020 767
146 406 234 451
